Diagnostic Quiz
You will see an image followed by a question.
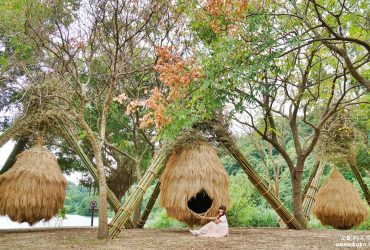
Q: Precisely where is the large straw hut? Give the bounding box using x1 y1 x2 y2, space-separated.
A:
0 142 67 225
312 168 368 229
160 140 230 226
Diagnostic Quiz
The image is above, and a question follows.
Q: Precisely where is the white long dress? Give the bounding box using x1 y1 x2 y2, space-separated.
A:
195 215 229 238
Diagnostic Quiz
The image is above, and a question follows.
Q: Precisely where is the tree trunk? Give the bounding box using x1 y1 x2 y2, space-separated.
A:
95 152 109 239
132 160 143 225
291 168 307 228
60 124 135 228
78 112 110 239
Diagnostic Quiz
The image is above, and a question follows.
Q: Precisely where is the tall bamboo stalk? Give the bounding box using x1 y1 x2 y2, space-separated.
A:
348 154 370 206
0 118 27 148
59 124 135 228
302 162 324 220
202 120 303 229
108 144 171 239
137 181 161 228
0 138 29 174
302 161 320 200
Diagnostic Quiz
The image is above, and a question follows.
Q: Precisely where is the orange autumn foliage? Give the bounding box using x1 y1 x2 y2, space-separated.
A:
114 47 204 130
139 47 203 129
205 0 249 34
154 47 203 100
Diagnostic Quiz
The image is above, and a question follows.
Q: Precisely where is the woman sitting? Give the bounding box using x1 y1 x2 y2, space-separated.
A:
189 205 229 237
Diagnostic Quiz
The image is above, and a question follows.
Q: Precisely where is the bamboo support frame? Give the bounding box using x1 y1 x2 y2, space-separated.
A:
347 155 370 206
302 162 324 220
204 120 304 229
59 124 135 228
0 118 27 148
108 144 171 238
137 181 161 228
0 138 28 174
302 161 320 200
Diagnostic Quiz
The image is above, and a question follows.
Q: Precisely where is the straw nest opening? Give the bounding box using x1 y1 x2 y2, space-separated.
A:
0 144 67 225
160 140 230 226
187 189 213 214
312 168 368 229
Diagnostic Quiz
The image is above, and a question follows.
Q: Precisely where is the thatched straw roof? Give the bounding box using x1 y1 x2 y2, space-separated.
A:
312 168 368 229
160 141 230 226
0 143 67 225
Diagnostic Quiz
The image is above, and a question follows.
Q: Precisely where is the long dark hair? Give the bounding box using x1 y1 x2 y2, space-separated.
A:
217 205 227 219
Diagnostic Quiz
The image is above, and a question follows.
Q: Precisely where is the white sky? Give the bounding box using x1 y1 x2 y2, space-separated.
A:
0 140 14 167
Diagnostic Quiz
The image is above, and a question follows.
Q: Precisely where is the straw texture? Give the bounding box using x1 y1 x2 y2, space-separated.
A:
0 144 67 225
160 142 230 226
312 169 368 229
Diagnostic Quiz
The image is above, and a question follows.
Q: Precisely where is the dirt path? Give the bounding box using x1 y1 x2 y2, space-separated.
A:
0 228 369 250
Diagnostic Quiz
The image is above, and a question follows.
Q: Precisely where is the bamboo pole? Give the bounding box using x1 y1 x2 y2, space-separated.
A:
137 181 161 228
0 118 27 148
348 154 370 206
59 124 135 228
302 161 320 200
204 120 304 229
0 138 29 174
108 144 171 239
302 162 324 221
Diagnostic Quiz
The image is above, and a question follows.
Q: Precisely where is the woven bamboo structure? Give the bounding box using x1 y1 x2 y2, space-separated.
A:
0 143 67 225
160 141 230 226
312 168 368 229
108 143 171 238
302 162 325 220
137 181 161 228
197 120 304 229
302 161 320 200
347 153 370 206
0 118 28 149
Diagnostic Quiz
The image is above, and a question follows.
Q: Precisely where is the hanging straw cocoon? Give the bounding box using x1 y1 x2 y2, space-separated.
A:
160 141 229 226
0 143 67 225
313 168 368 229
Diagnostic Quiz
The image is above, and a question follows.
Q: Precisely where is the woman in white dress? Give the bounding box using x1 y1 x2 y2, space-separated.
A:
189 205 229 238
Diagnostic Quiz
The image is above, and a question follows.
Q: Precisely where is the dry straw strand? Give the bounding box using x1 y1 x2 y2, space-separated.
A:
160 141 230 226
312 168 368 229
0 144 67 225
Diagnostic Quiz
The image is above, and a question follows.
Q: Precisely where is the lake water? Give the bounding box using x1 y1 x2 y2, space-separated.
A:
0 214 112 229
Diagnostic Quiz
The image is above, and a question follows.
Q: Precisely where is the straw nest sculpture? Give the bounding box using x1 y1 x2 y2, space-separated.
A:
312 168 368 229
160 141 230 226
0 143 67 225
